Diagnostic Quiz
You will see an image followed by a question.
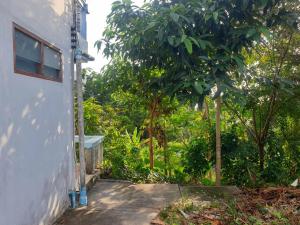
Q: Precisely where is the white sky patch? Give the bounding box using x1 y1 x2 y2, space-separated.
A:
85 0 145 72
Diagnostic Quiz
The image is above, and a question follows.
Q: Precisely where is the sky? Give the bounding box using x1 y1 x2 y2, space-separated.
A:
85 0 145 72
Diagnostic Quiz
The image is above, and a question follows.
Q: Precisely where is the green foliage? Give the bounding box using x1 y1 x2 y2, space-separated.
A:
183 138 210 181
100 0 297 103
81 66 299 185
262 126 300 185
83 98 103 135
221 139 260 187
82 0 300 187
81 64 299 186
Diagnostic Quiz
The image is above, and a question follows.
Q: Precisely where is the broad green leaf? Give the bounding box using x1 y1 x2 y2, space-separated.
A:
204 14 212 22
199 55 209 60
189 37 200 48
170 13 180 23
194 82 204 94
179 15 191 23
181 34 187 42
134 36 140 45
232 56 244 68
174 37 182 47
94 40 102 52
213 12 218 21
112 1 122 10
259 0 268 8
246 28 257 38
168 36 176 46
122 0 132 5
145 22 156 31
198 39 206 49
158 28 164 41
184 38 193 54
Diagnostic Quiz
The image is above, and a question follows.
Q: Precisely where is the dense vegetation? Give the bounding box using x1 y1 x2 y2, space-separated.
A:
81 0 300 187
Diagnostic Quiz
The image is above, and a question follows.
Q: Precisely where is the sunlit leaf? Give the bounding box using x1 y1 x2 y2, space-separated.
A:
184 38 193 54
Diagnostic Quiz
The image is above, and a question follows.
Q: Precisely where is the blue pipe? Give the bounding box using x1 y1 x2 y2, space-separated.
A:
69 191 77 208
79 186 88 206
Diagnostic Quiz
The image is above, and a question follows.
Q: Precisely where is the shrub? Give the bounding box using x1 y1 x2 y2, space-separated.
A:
183 137 210 182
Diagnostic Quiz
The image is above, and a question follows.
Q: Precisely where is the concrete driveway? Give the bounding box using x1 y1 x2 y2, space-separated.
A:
55 181 181 225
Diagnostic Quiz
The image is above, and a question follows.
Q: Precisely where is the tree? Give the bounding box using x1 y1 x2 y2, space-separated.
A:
84 59 177 170
99 0 295 185
224 27 300 172
83 61 147 132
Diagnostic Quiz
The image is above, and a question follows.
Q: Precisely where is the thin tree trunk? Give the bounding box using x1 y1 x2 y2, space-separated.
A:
215 95 222 186
76 62 86 188
148 112 154 170
204 98 213 180
148 125 154 170
163 147 167 176
258 142 265 172
163 142 168 176
148 98 158 170
204 98 212 127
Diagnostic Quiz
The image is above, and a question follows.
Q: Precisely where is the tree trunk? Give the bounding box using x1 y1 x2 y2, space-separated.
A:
76 62 86 188
163 143 168 176
148 119 154 170
204 98 213 180
258 142 265 172
215 95 222 186
148 98 158 171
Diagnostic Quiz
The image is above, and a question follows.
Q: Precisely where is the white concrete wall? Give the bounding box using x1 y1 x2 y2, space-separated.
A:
0 1 75 224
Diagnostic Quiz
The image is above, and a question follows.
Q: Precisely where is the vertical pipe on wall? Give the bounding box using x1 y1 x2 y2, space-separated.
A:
68 0 78 208
73 0 88 206
76 60 87 205
70 47 78 194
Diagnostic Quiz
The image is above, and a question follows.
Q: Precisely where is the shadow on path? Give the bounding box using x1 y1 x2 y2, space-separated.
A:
54 181 181 225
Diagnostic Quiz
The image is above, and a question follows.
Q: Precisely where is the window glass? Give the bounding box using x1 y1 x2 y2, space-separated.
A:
15 30 41 73
14 24 62 82
43 46 61 79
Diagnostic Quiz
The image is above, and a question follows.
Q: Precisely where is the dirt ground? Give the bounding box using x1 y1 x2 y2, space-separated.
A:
153 187 300 225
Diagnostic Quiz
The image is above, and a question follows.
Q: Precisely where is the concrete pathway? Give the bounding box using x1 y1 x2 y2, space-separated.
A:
55 181 181 225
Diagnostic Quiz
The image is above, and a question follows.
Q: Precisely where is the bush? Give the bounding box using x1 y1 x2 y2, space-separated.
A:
262 130 298 185
209 128 260 187
183 137 210 182
222 141 260 187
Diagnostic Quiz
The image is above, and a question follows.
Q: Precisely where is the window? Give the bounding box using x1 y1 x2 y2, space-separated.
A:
43 46 61 79
13 23 62 82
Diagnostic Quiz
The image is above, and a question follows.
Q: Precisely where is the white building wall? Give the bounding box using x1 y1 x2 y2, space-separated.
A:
0 1 75 224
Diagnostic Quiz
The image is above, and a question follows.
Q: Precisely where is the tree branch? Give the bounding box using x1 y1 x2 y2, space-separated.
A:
223 101 258 142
